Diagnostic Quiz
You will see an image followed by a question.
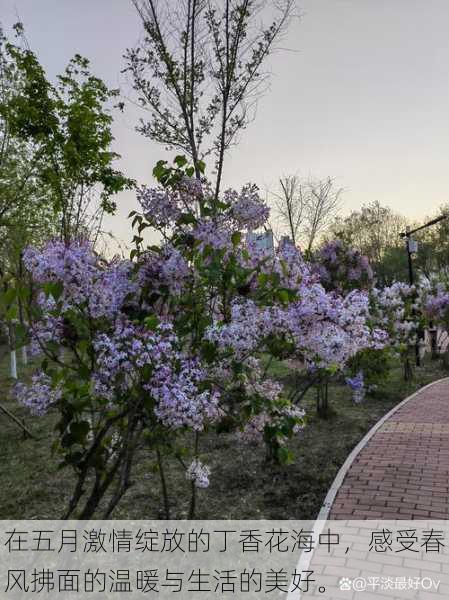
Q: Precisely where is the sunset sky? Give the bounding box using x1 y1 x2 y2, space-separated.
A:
2 0 449 249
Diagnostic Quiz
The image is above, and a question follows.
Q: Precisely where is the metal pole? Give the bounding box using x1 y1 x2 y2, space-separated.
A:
404 230 420 367
406 236 414 286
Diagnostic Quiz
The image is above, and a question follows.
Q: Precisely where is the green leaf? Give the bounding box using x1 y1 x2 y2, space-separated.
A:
174 155 188 167
153 160 168 181
138 222 150 233
41 281 63 301
131 215 142 229
177 212 197 226
231 231 242 247
5 305 18 320
277 446 294 465
276 289 290 304
144 315 160 331
257 273 269 286
201 340 218 363
3 287 17 305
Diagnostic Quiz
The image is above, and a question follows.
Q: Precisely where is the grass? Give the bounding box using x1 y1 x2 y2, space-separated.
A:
1 349 448 520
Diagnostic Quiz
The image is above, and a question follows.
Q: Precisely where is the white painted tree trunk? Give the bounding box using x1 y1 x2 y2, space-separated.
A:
21 345 28 365
10 349 17 380
8 323 18 379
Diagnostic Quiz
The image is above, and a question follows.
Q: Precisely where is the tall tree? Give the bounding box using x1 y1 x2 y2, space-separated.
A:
0 23 134 378
328 200 409 284
273 175 342 251
126 0 294 200
414 204 449 278
3 25 134 243
271 175 306 246
0 24 57 378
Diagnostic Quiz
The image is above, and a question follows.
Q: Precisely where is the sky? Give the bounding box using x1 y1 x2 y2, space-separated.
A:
2 0 449 250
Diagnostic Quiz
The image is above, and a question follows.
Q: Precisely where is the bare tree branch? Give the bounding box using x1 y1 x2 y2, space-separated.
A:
126 0 296 198
272 175 343 251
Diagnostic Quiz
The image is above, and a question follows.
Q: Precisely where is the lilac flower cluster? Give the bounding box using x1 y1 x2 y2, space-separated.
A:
240 403 305 444
286 286 387 369
231 242 379 372
206 272 388 374
275 239 317 290
205 299 262 359
28 294 64 355
314 239 374 294
225 184 270 231
23 241 97 302
14 372 61 416
371 282 418 350
151 358 221 431
424 293 449 319
345 371 365 404
23 241 135 319
186 459 211 488
191 218 233 253
138 245 190 297
422 279 449 329
136 181 271 263
137 187 182 228
97 259 137 318
92 318 220 431
136 177 205 231
92 317 158 400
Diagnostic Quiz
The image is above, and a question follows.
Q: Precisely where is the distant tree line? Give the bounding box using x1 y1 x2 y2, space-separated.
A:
273 175 449 285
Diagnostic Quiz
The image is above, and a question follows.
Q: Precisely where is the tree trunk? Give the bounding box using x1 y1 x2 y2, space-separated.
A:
21 345 28 366
316 382 329 418
429 327 438 360
8 323 17 380
18 295 28 366
404 355 413 381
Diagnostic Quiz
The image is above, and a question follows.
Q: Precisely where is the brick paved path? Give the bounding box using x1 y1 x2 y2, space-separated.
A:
329 378 449 519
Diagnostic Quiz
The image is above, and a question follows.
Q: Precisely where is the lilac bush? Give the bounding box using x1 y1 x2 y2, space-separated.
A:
345 371 365 404
16 157 389 518
421 276 449 331
370 282 420 379
314 239 375 295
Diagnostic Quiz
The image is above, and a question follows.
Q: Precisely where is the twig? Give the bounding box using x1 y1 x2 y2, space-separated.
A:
0 402 35 439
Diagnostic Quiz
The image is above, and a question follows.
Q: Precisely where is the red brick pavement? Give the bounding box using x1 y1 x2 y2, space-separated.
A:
329 379 449 519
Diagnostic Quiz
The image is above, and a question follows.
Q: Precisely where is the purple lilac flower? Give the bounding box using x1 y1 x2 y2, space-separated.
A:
225 184 270 230
14 372 61 416
137 186 182 228
345 371 364 391
138 245 190 297
186 459 210 488
151 358 221 431
23 241 135 319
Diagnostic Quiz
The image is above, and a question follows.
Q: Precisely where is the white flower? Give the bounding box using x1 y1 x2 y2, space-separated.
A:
186 459 211 488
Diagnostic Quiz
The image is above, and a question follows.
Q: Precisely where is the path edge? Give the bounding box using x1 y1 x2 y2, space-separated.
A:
317 376 449 521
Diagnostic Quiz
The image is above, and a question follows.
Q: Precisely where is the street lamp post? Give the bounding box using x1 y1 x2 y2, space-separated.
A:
405 227 416 285
402 228 420 365
399 214 448 366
